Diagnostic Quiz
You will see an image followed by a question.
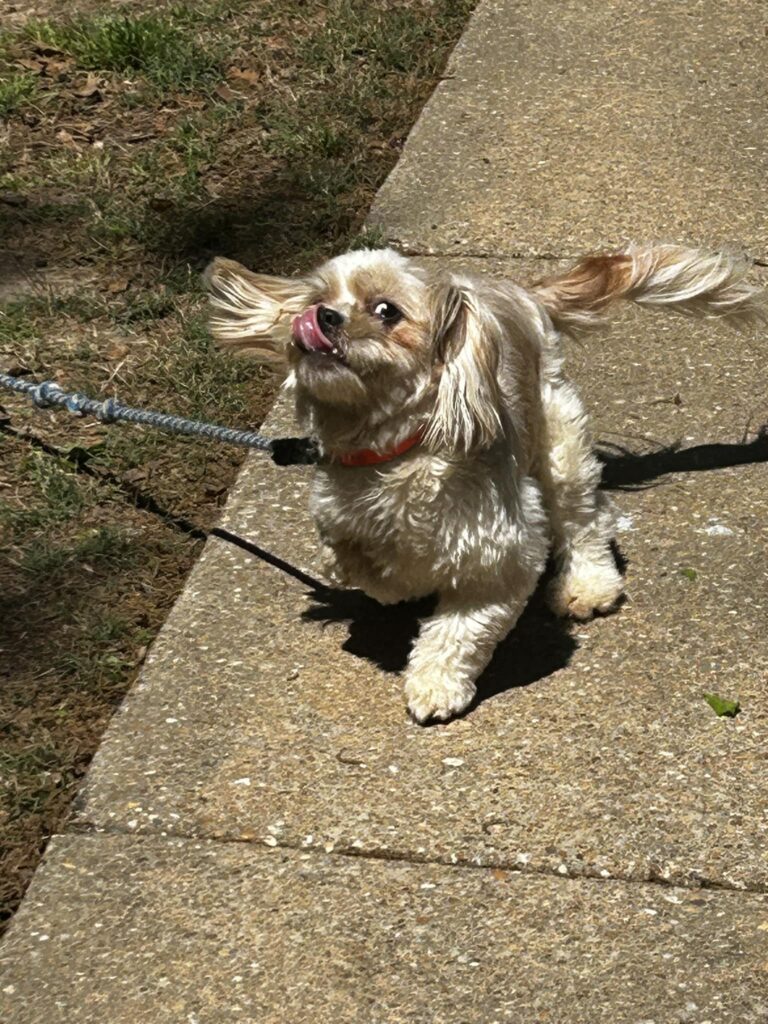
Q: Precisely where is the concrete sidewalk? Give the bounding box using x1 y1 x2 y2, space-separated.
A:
2 2 767 1021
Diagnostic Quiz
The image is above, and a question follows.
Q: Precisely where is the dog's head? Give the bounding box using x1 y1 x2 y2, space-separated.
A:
206 248 522 452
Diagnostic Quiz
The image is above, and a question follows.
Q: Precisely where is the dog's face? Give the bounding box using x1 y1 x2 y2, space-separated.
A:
206 249 433 408
285 249 435 408
206 247 511 450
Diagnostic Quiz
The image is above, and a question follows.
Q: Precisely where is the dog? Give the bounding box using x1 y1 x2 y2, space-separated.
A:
206 244 765 723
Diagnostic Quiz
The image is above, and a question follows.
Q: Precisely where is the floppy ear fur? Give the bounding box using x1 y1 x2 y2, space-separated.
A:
425 277 504 453
204 257 311 363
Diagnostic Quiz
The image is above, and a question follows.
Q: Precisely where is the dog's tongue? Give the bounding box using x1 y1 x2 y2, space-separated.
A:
292 306 334 353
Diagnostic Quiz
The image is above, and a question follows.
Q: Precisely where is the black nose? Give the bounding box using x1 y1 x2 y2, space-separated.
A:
317 305 344 332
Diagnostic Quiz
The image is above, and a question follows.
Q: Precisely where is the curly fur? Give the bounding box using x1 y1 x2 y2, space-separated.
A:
206 244 765 722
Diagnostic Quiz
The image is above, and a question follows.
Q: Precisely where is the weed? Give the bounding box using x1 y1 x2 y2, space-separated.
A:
20 526 137 579
113 291 177 326
0 452 95 533
0 302 37 346
141 312 254 421
0 74 36 118
24 12 223 91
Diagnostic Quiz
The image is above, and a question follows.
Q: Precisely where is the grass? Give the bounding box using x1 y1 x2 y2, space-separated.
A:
0 0 475 934
21 12 223 92
0 73 36 117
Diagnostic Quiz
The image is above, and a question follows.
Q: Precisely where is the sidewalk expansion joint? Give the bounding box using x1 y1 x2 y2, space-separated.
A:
68 819 768 897
384 242 768 269
389 244 568 262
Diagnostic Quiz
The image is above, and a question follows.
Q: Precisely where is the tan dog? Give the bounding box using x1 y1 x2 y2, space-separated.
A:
206 245 764 722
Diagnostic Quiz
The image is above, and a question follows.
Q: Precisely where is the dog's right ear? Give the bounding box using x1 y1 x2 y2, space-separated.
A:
204 257 312 363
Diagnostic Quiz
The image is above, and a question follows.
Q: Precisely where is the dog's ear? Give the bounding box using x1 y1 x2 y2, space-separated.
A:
204 257 311 363
425 277 504 453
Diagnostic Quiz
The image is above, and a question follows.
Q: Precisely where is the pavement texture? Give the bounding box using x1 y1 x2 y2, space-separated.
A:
368 0 768 260
2 2 767 1022
3 833 768 1024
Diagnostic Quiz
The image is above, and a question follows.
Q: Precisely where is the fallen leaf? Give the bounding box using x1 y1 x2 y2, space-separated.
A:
55 128 79 149
44 58 73 78
106 278 130 294
228 67 260 85
63 445 103 463
16 58 44 75
703 693 741 718
214 82 239 103
490 868 508 881
75 77 102 100
122 467 149 484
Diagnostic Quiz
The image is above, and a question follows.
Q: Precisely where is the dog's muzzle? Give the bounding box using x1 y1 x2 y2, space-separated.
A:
291 304 344 354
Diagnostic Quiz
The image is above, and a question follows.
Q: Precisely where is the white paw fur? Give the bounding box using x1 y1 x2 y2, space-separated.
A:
405 672 476 723
548 559 625 620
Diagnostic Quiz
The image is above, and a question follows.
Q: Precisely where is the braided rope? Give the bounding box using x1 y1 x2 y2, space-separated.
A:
0 373 320 465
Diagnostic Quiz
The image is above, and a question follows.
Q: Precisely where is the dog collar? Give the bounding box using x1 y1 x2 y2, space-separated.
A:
333 428 425 468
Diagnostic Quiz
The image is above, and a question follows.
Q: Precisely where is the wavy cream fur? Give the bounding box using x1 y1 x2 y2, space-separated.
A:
206 245 765 722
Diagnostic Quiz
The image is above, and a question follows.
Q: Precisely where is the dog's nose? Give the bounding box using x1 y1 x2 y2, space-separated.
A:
317 305 344 332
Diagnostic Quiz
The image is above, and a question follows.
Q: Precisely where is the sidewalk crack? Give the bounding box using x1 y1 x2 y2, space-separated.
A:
69 820 767 896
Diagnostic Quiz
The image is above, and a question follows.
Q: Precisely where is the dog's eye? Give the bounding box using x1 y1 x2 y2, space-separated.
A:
373 300 403 325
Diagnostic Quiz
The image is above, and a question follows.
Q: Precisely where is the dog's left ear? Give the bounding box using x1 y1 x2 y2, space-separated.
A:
204 257 311 363
425 276 504 453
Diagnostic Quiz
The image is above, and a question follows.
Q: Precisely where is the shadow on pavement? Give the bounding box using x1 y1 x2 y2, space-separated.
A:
222 426 768 710
302 579 579 711
598 426 768 490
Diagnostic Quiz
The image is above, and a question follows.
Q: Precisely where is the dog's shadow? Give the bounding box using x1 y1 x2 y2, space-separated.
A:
301 576 578 713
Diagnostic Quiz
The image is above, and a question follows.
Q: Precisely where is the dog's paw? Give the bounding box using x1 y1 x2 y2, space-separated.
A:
405 674 476 724
548 561 625 620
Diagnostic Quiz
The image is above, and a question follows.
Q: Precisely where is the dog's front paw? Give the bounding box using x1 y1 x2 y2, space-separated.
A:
405 673 476 724
548 561 625 620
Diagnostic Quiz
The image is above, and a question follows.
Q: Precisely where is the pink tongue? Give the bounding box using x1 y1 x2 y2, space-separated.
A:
292 307 334 353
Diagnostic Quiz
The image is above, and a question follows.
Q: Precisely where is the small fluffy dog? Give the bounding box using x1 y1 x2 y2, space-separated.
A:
206 245 764 723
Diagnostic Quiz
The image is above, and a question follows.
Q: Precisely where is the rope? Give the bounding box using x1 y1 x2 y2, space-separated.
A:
0 373 320 466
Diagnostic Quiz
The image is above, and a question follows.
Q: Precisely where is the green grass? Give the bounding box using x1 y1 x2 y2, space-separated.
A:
0 73 36 117
22 12 223 92
19 525 137 579
0 452 101 533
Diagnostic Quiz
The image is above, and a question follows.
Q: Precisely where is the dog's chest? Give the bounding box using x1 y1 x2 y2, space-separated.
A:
310 455 507 573
311 459 444 558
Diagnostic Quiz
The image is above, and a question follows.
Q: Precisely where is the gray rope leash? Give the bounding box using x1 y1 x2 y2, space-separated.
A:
0 373 320 466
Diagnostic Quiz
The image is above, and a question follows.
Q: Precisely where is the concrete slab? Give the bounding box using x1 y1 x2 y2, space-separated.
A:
2 833 768 1023
75 263 768 891
368 1 768 258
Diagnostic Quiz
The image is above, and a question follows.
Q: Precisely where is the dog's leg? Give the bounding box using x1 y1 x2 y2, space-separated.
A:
404 583 534 723
540 380 624 619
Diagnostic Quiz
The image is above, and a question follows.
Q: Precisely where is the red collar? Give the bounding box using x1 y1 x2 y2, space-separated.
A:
333 428 425 468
